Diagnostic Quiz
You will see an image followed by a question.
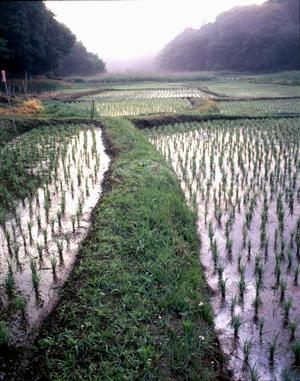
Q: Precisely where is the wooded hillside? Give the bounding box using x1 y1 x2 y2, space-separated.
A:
157 0 299 72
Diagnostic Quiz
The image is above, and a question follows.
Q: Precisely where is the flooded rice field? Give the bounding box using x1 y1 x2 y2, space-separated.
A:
0 125 110 344
147 117 300 381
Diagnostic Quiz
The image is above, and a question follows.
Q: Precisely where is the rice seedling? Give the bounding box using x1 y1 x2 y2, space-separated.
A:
50 256 57 279
219 278 227 300
280 367 294 381
283 298 293 323
231 314 242 338
243 338 252 364
294 266 299 286
238 274 246 300
30 259 40 297
5 263 15 297
280 279 287 302
0 321 9 347
288 320 297 341
291 341 300 366
268 333 278 365
15 296 27 319
249 363 261 381
56 240 64 262
42 227 48 247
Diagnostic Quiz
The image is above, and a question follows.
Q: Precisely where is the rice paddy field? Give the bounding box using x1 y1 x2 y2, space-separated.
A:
0 123 109 345
196 81 300 98
1 72 300 380
146 117 300 381
218 99 300 116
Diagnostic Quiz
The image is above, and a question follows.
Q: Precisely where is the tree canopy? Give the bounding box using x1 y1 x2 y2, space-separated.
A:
54 41 106 77
157 0 299 72
0 1 76 75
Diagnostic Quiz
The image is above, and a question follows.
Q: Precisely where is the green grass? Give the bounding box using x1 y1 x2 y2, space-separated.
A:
22 118 223 381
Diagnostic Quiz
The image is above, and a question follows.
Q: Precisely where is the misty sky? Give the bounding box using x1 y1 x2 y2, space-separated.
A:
46 0 265 66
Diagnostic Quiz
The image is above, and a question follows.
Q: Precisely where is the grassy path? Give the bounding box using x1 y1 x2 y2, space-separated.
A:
18 118 224 381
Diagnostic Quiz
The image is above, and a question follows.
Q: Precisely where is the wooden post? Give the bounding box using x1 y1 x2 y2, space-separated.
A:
25 72 28 99
1 70 17 133
90 99 95 121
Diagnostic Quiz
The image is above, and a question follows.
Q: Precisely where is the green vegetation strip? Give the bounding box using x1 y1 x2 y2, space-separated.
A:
21 118 223 381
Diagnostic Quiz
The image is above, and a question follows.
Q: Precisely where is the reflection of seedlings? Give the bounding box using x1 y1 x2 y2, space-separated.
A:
219 278 227 300
85 179 90 197
37 214 42 232
280 279 287 302
27 221 33 246
4 230 13 256
281 367 293 381
249 363 261 381
258 318 264 341
268 334 278 365
217 263 224 282
37 244 43 261
243 338 252 364
283 298 293 322
231 314 242 338
76 209 81 228
294 267 299 286
50 256 57 279
230 295 237 317
56 240 64 262
238 274 246 299
61 191 66 216
6 262 15 297
292 341 300 366
226 238 233 259
50 217 56 234
211 240 219 269
287 251 293 271
247 239 252 261
42 228 48 247
71 215 76 233
57 210 62 230
0 321 9 346
64 231 72 248
288 320 297 341
253 295 262 318
70 180 74 199
30 259 40 297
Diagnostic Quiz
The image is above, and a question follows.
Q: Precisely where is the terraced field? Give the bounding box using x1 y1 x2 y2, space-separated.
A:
218 99 300 116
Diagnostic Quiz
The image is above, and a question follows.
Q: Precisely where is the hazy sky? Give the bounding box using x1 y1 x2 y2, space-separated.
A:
46 0 265 64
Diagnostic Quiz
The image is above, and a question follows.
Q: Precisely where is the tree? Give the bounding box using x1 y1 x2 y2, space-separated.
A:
157 0 299 72
0 1 76 75
54 41 106 76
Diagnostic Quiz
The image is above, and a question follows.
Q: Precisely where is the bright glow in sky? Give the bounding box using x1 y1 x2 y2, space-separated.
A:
46 0 266 64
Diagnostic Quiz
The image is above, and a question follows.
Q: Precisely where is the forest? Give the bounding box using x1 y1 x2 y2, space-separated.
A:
158 0 299 72
0 1 106 76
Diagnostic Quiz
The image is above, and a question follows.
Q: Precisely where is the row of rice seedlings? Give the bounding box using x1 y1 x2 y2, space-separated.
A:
0 125 105 325
95 98 190 117
88 87 207 100
219 99 300 116
147 117 300 379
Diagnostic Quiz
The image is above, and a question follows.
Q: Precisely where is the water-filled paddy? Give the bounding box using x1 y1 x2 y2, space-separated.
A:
147 118 300 380
0 125 109 344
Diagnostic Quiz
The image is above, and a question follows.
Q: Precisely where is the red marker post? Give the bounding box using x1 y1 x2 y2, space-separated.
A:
1 69 16 132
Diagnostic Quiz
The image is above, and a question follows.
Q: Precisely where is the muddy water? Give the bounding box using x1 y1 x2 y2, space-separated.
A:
148 120 300 381
0 128 110 344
